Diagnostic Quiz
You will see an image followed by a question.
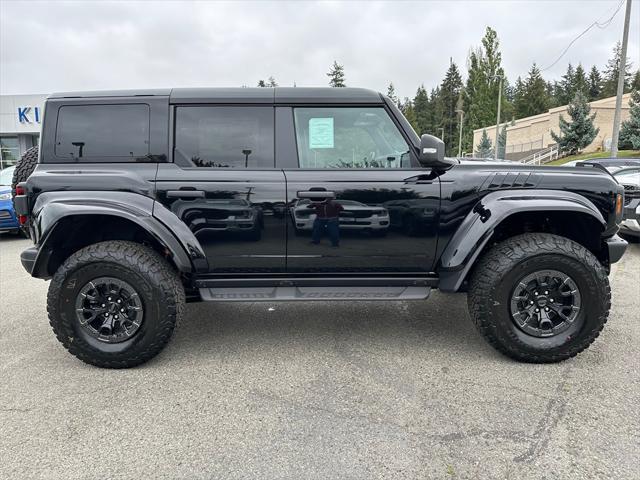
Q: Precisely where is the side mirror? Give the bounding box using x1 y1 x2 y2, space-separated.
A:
418 134 456 170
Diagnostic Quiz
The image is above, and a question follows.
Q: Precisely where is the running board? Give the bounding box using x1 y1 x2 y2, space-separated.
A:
199 286 431 302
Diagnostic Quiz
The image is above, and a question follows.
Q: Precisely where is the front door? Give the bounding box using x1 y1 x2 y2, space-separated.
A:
155 105 287 273
281 106 440 273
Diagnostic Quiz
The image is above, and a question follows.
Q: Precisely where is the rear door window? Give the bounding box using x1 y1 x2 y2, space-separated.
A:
174 106 274 168
55 104 150 161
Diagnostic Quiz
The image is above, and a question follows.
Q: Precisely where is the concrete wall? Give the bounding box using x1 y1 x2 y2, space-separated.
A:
473 93 632 156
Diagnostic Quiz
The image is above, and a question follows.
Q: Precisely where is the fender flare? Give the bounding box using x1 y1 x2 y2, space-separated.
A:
29 191 208 277
437 189 606 292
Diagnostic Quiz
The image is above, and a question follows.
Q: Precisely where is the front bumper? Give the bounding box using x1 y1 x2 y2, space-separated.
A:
619 199 640 237
605 235 628 264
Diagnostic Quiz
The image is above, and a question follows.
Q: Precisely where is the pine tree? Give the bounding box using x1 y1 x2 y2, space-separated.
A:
513 76 526 118
631 71 640 92
601 42 633 97
327 61 346 87
546 81 559 108
461 27 509 151
550 91 599 154
558 63 576 105
497 124 507 158
437 59 463 155
518 63 548 117
386 83 398 105
476 129 494 157
573 64 589 97
399 97 418 132
588 66 602 101
267 76 278 87
257 80 267 87
618 89 640 149
413 86 431 135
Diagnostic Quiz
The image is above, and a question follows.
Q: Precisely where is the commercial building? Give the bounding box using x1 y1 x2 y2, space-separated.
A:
0 94 47 169
472 93 632 160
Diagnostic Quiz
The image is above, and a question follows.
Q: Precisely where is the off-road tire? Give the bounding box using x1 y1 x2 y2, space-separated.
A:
468 233 610 363
47 241 185 368
11 145 39 236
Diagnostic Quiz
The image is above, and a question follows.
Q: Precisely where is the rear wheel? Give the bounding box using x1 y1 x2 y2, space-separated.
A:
47 241 184 368
468 233 610 363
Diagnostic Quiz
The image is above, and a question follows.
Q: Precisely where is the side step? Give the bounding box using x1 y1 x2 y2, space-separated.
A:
199 286 431 302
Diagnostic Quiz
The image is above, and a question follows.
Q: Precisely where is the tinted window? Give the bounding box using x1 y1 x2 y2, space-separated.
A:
55 104 150 160
175 106 274 168
293 107 411 169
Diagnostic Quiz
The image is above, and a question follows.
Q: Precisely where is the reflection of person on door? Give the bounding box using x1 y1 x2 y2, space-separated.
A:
307 199 343 247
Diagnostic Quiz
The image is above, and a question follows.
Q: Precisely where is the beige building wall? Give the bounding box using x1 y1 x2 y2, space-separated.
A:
472 93 632 156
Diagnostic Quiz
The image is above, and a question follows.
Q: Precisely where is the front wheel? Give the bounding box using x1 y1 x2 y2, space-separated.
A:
47 241 185 368
468 233 610 363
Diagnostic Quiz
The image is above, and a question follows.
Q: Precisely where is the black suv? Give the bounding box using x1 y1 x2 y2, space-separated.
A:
12 87 627 368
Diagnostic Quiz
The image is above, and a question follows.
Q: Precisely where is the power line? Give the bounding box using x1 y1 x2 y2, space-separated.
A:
539 0 626 72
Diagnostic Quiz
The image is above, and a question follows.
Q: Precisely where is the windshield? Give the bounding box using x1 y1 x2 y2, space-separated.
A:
0 167 15 186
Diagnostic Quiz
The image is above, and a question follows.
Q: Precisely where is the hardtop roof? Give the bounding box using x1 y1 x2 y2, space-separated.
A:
49 87 384 104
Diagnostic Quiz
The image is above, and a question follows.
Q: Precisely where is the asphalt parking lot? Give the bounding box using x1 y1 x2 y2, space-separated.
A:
1 235 639 480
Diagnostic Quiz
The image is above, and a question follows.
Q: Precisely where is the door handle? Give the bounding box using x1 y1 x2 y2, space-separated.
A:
166 190 205 199
297 190 336 200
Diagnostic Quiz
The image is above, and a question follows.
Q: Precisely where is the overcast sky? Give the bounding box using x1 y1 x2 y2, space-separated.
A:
1 0 638 99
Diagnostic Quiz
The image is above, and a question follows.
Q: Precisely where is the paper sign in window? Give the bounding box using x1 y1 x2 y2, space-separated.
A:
308 118 334 149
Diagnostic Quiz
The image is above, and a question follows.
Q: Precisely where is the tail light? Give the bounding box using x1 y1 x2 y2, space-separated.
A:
15 185 25 196
18 215 28 225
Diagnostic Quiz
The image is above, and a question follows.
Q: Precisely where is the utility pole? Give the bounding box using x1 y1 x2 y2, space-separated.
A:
438 127 444 141
493 75 503 160
611 0 632 158
456 109 464 157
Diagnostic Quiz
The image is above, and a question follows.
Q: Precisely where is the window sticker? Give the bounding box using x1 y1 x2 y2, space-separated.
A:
308 117 334 149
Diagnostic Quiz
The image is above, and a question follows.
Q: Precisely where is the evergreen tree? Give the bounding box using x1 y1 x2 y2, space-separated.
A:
461 27 509 151
517 63 548 118
267 76 278 87
399 97 418 132
430 86 444 136
437 59 464 155
618 89 640 150
631 71 640 92
513 76 526 117
413 86 431 135
558 63 576 105
601 42 633 97
573 64 589 97
546 81 559 109
327 61 346 87
257 80 267 87
386 83 398 105
476 129 494 157
550 91 599 154
588 66 602 101
497 124 507 158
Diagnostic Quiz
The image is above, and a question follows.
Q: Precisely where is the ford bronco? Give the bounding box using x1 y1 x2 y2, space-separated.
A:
12 87 627 367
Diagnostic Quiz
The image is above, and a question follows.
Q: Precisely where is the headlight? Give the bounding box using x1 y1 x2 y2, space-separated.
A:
0 192 11 201
373 209 386 215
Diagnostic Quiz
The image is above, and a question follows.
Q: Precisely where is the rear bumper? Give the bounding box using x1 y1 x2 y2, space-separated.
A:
605 235 628 264
20 246 38 275
619 199 640 237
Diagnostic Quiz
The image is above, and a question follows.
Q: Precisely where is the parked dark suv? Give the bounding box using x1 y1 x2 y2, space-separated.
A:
12 87 627 368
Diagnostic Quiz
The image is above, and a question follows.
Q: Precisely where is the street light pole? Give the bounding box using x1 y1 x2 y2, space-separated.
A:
437 127 444 141
611 0 632 158
455 109 464 157
494 75 503 160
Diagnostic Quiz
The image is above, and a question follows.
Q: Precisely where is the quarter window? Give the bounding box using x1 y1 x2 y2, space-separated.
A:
55 104 150 160
293 107 412 169
175 106 274 168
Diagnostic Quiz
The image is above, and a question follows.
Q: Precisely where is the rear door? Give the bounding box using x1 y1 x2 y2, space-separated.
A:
278 105 440 273
155 105 287 273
